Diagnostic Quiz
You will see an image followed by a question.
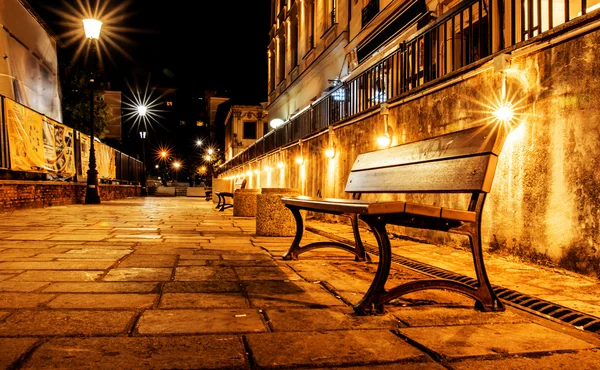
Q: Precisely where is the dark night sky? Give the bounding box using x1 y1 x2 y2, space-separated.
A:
27 0 272 104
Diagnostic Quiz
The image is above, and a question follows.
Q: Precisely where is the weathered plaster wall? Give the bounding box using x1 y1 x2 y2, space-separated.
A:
223 26 600 277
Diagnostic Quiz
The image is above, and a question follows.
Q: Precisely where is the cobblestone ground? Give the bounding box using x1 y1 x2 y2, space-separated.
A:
0 197 599 369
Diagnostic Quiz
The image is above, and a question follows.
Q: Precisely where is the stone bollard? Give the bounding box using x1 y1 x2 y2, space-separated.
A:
211 178 231 204
256 188 302 236
233 189 260 217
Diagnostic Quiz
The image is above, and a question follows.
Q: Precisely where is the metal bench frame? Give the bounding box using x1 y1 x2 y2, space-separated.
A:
215 178 247 212
281 124 509 315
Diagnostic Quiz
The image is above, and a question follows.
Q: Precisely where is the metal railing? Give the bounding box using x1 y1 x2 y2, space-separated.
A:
222 0 595 172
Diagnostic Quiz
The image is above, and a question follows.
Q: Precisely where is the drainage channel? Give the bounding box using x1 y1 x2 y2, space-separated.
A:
306 225 600 335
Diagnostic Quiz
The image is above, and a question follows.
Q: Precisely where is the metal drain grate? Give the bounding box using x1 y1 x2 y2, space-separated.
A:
306 225 600 335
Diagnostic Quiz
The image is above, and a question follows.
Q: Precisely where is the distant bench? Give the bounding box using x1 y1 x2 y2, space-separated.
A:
281 124 508 315
215 178 246 211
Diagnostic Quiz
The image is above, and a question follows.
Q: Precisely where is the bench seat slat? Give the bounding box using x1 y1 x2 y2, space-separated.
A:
281 196 476 222
345 155 498 194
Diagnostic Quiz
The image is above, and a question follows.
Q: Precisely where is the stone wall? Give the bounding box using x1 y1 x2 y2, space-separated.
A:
0 181 140 211
221 17 600 277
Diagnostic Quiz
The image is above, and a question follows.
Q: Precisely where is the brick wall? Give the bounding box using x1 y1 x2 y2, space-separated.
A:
0 181 140 211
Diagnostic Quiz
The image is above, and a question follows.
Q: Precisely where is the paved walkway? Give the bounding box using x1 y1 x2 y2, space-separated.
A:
0 197 599 369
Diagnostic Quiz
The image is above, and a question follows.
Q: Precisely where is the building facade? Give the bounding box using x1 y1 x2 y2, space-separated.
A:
220 0 600 277
0 0 61 120
224 105 267 161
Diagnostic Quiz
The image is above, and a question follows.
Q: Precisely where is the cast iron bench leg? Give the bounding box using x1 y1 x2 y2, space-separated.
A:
354 214 505 315
282 206 370 261
215 193 222 209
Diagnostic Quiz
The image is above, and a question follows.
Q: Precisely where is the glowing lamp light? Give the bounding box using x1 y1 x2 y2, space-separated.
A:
270 118 285 129
205 155 212 161
377 133 391 148
207 148 214 155
493 102 515 123
196 139 202 146
173 162 181 169
295 156 304 165
154 164 159 169
246 170 253 177
137 105 147 117
277 162 285 169
325 147 335 158
161 151 167 158
82 18 102 39
264 166 271 172
254 169 259 174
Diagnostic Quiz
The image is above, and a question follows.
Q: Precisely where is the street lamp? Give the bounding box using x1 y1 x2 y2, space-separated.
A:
83 18 102 205
173 161 181 183
139 130 147 196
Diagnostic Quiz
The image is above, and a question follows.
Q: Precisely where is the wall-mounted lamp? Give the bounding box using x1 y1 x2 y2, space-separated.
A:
277 162 285 169
264 165 271 172
296 139 304 165
376 103 391 148
245 170 252 177
270 118 285 129
254 169 259 175
325 126 336 158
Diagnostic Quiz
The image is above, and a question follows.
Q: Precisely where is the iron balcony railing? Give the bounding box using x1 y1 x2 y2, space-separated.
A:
222 0 595 172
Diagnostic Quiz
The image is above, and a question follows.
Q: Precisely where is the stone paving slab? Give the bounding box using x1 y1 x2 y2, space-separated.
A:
46 293 158 309
163 281 243 293
266 307 399 332
244 280 346 308
174 266 238 281
136 308 267 335
41 282 159 293
388 306 530 327
246 330 427 368
119 254 178 267
159 292 249 308
452 349 600 369
0 338 39 369
398 323 597 359
103 267 173 281
0 261 115 270
0 310 136 336
20 336 248 370
9 271 104 281
0 293 56 308
0 281 49 292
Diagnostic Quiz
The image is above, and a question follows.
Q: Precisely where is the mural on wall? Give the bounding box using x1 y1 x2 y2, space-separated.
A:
43 117 75 176
78 132 116 180
5 98 45 172
5 99 75 176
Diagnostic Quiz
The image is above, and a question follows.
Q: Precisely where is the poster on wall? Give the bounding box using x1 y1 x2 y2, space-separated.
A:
79 133 115 180
5 98 45 172
43 118 75 176
97 142 116 180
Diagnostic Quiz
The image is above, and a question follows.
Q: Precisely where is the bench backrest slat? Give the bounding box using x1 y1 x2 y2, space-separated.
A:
345 124 507 194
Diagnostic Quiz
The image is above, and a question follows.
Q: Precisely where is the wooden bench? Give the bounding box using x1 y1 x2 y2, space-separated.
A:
215 178 247 211
281 124 508 315
204 187 212 201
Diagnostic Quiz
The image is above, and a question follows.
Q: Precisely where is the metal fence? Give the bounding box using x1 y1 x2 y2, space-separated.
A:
222 0 594 172
0 95 144 184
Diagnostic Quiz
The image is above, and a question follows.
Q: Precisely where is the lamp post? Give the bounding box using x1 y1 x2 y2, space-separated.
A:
173 161 181 183
139 130 147 196
137 104 148 196
83 18 102 204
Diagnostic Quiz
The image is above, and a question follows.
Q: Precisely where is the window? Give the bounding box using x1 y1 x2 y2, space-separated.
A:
305 0 315 50
263 122 270 136
166 101 173 107
290 14 299 68
278 36 286 83
243 121 257 139
362 0 379 28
